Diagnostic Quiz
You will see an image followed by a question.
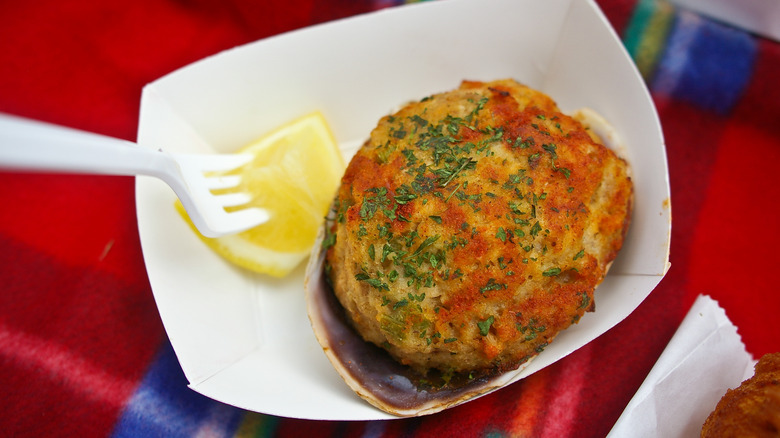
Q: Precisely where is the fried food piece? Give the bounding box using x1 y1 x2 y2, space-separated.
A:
324 79 632 374
701 352 780 437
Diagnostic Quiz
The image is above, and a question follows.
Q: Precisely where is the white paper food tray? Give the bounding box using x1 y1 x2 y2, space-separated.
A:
135 0 671 421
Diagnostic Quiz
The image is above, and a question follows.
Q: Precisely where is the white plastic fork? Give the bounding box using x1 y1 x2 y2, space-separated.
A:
0 113 270 237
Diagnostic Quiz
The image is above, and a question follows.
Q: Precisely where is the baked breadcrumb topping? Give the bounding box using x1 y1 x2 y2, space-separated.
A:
324 79 632 375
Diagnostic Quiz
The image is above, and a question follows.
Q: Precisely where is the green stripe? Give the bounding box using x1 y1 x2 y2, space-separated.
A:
233 413 280 438
623 0 676 80
623 0 656 58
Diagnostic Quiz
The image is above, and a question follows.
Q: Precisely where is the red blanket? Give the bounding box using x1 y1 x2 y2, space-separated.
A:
1 0 778 436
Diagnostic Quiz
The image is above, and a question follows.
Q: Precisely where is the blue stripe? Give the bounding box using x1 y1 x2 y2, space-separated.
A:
111 340 245 438
652 9 758 114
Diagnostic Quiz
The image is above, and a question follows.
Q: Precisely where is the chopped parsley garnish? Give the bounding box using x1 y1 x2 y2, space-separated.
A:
555 167 572 179
393 299 408 310
411 235 440 256
578 292 591 309
322 230 336 249
355 272 390 290
477 316 495 336
360 187 393 221
409 114 428 127
516 318 547 340
480 278 507 294
542 267 561 277
394 184 418 204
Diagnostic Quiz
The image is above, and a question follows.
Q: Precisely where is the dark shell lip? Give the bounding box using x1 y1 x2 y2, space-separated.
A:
304 223 535 417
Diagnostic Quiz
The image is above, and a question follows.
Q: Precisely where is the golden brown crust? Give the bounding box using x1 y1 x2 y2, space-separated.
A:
701 353 780 438
324 79 632 374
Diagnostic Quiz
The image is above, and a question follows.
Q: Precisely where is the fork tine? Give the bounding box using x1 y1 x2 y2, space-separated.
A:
213 192 253 208
166 152 270 237
212 208 271 235
204 174 242 190
177 187 269 236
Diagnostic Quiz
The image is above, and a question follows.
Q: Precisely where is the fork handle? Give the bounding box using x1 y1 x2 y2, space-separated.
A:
0 113 175 179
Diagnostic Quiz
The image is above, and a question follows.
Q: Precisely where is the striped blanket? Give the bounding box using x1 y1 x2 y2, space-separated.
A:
1 0 778 436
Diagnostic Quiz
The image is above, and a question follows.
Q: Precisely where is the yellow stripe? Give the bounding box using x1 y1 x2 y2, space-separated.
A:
634 0 676 80
233 412 278 438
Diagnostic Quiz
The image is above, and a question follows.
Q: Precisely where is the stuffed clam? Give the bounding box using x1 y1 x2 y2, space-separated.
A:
305 79 633 416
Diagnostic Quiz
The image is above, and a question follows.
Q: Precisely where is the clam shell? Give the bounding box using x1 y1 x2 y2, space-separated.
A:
303 107 624 417
304 222 535 417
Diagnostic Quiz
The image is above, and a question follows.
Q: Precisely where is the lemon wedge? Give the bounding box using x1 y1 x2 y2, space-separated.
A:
176 112 345 277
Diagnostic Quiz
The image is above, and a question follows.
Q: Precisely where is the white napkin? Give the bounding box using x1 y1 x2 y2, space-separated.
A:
608 294 755 438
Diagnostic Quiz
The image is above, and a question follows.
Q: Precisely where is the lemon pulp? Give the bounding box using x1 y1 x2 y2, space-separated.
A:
177 112 344 277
